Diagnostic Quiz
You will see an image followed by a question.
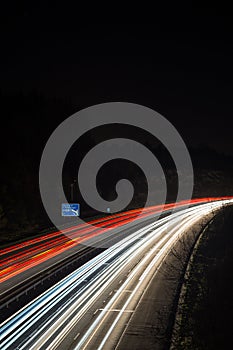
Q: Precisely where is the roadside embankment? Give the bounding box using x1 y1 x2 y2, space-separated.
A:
170 205 233 349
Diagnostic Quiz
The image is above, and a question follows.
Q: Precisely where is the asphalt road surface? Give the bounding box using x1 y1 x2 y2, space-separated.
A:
1 199 232 350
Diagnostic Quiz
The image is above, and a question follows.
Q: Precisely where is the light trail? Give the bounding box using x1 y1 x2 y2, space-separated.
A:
0 197 230 284
1 199 232 350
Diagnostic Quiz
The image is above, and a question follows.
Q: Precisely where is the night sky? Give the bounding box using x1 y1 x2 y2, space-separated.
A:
0 4 232 235
0 5 232 156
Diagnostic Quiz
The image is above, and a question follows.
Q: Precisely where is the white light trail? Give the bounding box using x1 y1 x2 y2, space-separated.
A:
0 200 232 350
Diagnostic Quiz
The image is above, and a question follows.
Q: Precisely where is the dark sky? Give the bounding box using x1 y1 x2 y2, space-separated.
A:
0 5 232 155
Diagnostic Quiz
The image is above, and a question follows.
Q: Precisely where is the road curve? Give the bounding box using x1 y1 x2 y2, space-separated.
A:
1 199 232 350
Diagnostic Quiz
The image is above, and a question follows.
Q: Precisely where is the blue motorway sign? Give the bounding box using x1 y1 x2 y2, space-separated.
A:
62 203 80 217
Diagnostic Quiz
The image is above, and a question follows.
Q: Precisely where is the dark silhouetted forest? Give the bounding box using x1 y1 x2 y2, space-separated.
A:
1 91 233 243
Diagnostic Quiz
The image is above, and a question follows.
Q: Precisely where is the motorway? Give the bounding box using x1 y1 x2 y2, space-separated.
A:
1 198 232 349
0 198 219 304
0 198 226 289
0 199 212 284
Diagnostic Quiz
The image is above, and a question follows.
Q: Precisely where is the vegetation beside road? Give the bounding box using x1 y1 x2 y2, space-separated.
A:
1 92 233 245
171 205 233 349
